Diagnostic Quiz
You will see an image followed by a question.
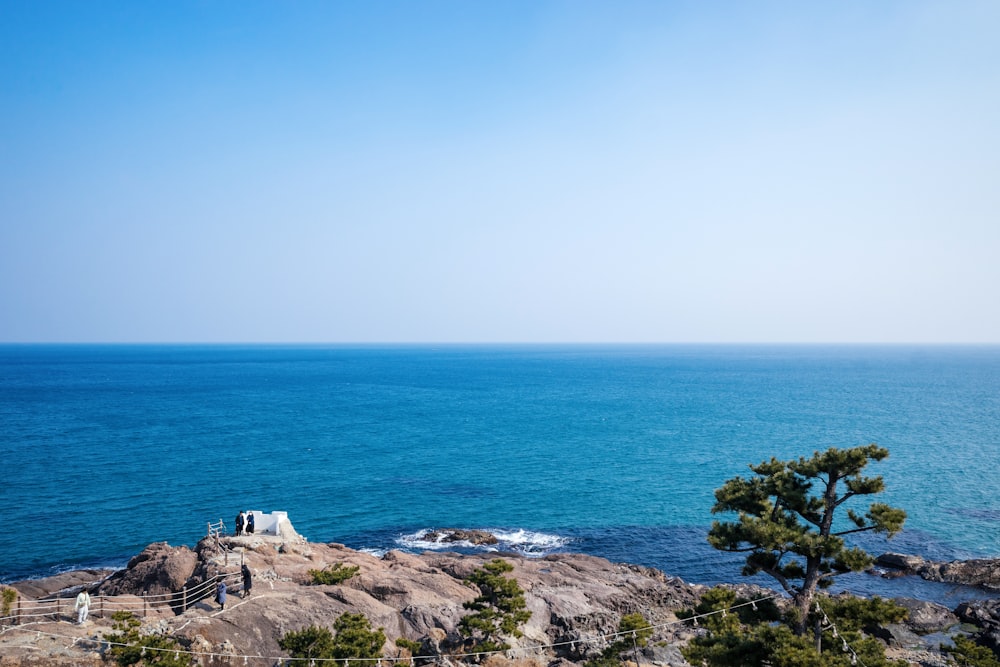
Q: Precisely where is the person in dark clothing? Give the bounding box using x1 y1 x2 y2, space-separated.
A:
246 512 255 534
241 564 253 598
235 512 244 536
216 579 227 610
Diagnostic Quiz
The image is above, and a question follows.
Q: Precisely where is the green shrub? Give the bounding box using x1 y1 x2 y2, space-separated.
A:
459 558 531 655
278 625 335 660
103 610 191 666
678 590 909 667
583 613 654 667
395 637 423 653
308 562 360 585
943 635 1000 667
330 612 387 667
279 613 386 667
1 587 16 618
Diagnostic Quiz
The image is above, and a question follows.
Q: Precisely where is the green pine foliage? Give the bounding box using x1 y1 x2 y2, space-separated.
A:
278 613 386 667
308 562 361 585
278 625 336 660
1 587 16 618
395 636 424 665
708 444 906 635
458 558 532 654
395 637 423 653
678 588 910 667
943 636 1000 667
102 610 191 666
584 613 654 667
330 612 388 667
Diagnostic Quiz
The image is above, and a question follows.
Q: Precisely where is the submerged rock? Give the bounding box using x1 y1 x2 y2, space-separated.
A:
422 529 500 545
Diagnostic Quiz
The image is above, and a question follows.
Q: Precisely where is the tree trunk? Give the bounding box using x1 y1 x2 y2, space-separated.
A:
794 555 822 635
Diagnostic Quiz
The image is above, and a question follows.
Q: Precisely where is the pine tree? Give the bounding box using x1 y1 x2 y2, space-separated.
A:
708 444 906 636
459 558 532 655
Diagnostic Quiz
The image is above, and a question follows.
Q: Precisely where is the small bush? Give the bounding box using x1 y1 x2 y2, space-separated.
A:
585 613 653 667
279 625 335 660
103 610 191 666
308 563 360 585
1 587 16 618
395 637 423 653
943 635 1000 667
279 613 386 667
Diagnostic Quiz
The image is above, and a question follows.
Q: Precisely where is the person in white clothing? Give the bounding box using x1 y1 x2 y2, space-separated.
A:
75 590 91 624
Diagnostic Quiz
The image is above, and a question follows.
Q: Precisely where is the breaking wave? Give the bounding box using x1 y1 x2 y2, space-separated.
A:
396 528 571 557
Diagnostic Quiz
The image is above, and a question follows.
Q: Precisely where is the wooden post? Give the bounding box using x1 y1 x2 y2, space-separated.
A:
16 596 21 625
100 595 104 619
143 592 147 618
182 586 187 612
55 596 60 621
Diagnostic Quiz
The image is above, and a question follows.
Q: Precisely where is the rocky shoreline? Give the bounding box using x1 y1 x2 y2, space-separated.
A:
2 525 999 667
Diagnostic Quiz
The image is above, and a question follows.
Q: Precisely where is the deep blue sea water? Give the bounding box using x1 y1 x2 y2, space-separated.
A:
1 344 998 605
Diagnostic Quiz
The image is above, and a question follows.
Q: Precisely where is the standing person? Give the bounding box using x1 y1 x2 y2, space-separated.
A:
74 589 91 624
241 563 253 598
245 511 255 535
216 578 227 610
235 511 245 536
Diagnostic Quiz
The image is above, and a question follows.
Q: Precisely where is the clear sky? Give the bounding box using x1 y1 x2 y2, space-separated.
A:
1 1 998 343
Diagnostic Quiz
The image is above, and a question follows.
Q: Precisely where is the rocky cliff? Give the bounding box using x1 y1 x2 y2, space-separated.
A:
2 528 999 666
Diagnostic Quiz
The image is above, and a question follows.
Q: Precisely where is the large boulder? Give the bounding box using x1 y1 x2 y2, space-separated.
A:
893 598 959 634
954 600 1000 656
97 542 198 597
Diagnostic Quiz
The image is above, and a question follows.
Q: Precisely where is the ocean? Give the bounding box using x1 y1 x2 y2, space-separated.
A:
1 344 998 605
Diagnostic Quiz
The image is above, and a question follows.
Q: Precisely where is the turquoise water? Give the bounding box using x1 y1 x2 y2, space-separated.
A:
1 344 998 603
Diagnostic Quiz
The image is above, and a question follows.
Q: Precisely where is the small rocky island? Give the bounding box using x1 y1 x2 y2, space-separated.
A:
2 521 999 667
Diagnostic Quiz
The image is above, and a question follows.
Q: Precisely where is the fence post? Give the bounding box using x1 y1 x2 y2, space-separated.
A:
101 595 104 619
17 596 21 625
182 586 187 612
143 592 147 618
55 596 60 621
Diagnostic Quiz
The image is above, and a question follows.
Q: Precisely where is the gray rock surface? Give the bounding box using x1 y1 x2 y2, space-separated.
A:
3 531 999 666
955 599 1000 655
891 598 959 634
877 553 1000 590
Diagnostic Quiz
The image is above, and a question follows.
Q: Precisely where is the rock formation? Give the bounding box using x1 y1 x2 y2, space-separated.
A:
2 529 999 666
876 553 1000 590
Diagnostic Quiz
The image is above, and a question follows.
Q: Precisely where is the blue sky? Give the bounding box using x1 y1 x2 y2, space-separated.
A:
2 1 998 343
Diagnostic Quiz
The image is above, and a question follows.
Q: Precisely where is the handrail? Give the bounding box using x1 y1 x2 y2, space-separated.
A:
0 571 243 626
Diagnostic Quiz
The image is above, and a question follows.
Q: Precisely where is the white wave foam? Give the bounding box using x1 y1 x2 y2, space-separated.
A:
359 547 388 558
395 528 570 557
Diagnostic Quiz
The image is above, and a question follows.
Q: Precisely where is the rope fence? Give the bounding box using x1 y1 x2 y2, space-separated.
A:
0 587 872 666
0 516 869 666
0 570 242 626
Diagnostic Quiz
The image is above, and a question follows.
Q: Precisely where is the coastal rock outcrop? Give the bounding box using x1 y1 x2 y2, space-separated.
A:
5 531 1000 667
421 529 500 546
97 541 198 597
2 526 703 666
891 598 959 634
955 599 1000 655
877 553 1000 590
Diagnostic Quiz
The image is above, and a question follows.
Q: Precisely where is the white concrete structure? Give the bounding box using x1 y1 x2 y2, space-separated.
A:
243 510 287 537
